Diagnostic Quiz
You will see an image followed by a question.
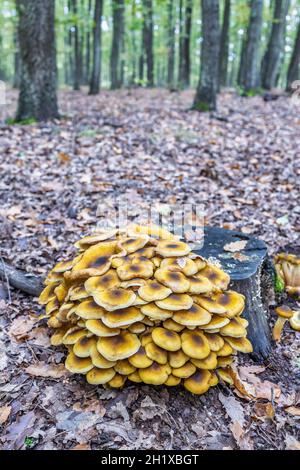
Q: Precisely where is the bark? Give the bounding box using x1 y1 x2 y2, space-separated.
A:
238 0 264 93
219 0 231 89
261 0 290 90
13 30 20 89
71 0 81 90
16 0 59 121
89 0 103 95
193 0 220 111
110 0 125 89
142 0 154 86
167 0 175 89
179 0 192 88
286 19 300 91
85 0 92 85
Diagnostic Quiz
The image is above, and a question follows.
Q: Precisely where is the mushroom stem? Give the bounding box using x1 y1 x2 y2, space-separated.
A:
272 317 287 342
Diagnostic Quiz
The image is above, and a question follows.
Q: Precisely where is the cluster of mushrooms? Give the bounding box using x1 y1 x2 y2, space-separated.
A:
39 224 253 395
273 253 300 341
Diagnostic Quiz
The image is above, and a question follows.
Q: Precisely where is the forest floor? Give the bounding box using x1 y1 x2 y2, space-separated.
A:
0 88 299 450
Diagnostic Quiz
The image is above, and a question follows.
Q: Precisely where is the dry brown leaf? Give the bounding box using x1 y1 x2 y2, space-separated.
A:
57 151 71 164
72 443 91 450
253 402 275 421
230 365 281 401
230 422 254 450
223 240 247 252
0 405 11 425
285 435 300 450
9 317 36 341
285 406 300 416
28 327 51 347
25 362 69 379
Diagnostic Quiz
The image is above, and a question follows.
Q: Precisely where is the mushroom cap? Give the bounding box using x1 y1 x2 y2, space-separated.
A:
128 346 153 368
201 314 230 330
127 223 177 240
108 373 127 388
181 330 210 359
141 303 172 320
191 352 218 370
212 291 245 317
173 304 211 327
155 240 191 257
156 294 193 311
152 327 181 351
129 246 156 260
164 375 181 386
93 287 136 311
69 286 90 301
155 269 190 293
84 270 120 293
50 328 69 346
74 230 117 250
193 295 228 315
118 236 149 254
54 283 68 303
188 276 214 294
38 283 58 305
160 257 198 276
217 356 234 368
216 368 234 385
205 333 225 352
75 299 105 320
85 319 121 336
90 343 116 368
289 310 300 331
163 318 185 332
198 264 230 290
102 306 144 328
65 352 94 374
57 303 75 322
139 362 170 385
114 359 136 375
128 371 142 383
141 332 153 346
73 335 97 357
47 314 63 329
209 373 219 387
172 361 196 378
52 259 76 273
97 331 140 361
63 328 87 345
184 370 212 395
86 367 116 384
220 318 247 338
132 294 148 306
46 298 60 316
117 259 153 281
45 271 64 284
145 342 168 364
275 305 293 319
224 336 253 353
128 322 146 334
168 349 189 368
216 342 234 357
68 241 117 279
138 281 172 302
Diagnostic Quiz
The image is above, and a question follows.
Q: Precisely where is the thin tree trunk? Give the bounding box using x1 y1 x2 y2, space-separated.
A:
89 0 103 95
110 0 125 89
142 0 154 87
261 0 290 90
167 0 175 89
67 0 74 87
178 0 183 86
193 0 220 111
238 0 263 93
286 19 300 91
71 0 81 90
85 0 92 85
16 0 59 121
219 0 231 89
179 0 192 88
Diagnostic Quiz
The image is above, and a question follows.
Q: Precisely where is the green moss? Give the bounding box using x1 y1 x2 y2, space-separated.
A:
24 436 37 449
274 274 285 293
193 101 211 112
6 117 37 125
237 86 263 97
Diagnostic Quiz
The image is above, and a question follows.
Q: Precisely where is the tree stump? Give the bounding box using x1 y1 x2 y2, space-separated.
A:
195 226 273 361
0 227 273 361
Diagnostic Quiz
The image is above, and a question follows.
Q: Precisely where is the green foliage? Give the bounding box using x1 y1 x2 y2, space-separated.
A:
236 86 263 97
274 274 285 294
6 117 37 125
192 101 211 112
24 436 37 449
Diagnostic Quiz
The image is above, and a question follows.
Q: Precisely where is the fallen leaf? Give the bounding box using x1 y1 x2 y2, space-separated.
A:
230 421 253 450
253 402 275 421
285 406 300 416
0 405 11 424
9 317 36 341
57 151 71 164
3 411 36 450
28 327 51 347
72 443 91 450
285 434 300 450
219 393 245 427
25 362 69 379
224 240 247 252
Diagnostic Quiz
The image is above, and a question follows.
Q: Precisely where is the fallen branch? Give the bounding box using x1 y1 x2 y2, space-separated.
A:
0 261 44 297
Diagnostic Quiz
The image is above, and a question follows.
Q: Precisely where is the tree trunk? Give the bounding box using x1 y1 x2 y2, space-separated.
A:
167 0 175 89
179 0 193 88
15 0 59 121
142 0 154 87
193 0 220 112
238 0 263 93
261 0 290 90
89 0 103 95
110 0 125 89
219 0 231 89
13 30 20 89
85 0 92 85
286 19 300 91
71 0 81 90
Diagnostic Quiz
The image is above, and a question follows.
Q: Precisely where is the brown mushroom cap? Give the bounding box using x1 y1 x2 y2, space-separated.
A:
128 346 153 368
69 286 90 301
84 270 120 294
102 306 144 328
108 373 127 388
220 318 247 338
224 336 253 353
128 322 146 334
290 310 300 331
128 370 142 383
117 259 153 281
145 342 168 364
173 304 211 327
93 287 136 311
155 269 190 293
217 356 234 368
216 368 234 385
216 342 234 357
90 343 116 368
68 241 117 279
164 375 181 386
141 303 172 320
193 295 228 315
52 259 76 273
198 264 230 290
160 257 198 276
212 291 245 317
50 328 69 346
114 359 136 375
191 352 218 370
63 328 88 345
65 352 94 374
155 240 191 257
54 283 68 303
138 280 172 302
73 335 97 357
152 327 181 351
118 236 149 254
205 333 225 352
156 294 193 311
201 314 230 330
97 331 140 361
184 370 212 395
275 305 293 319
39 283 58 305
139 362 170 385
163 318 185 332
181 330 210 359
85 319 120 336
168 349 188 368
172 361 196 378
188 276 214 294
86 367 116 384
